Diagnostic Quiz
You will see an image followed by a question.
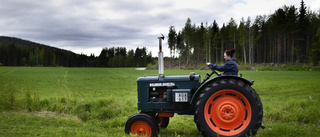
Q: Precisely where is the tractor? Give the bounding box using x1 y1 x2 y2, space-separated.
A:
125 35 263 137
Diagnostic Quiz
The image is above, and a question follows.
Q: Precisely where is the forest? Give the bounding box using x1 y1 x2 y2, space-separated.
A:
168 0 320 66
0 36 152 67
1 1 319 67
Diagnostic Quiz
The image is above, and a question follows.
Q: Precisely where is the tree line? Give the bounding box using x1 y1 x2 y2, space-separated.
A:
167 0 320 66
0 36 153 67
98 47 153 67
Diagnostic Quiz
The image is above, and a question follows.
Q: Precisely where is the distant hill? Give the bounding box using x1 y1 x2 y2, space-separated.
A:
0 36 74 54
0 36 153 67
0 36 97 67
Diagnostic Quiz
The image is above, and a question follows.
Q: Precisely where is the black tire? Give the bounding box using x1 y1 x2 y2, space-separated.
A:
194 78 263 137
125 113 159 137
156 117 170 128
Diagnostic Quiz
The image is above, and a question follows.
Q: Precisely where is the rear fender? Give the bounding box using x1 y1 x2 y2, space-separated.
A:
190 75 253 105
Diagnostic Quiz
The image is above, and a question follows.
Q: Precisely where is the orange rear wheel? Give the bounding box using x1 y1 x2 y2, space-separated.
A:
204 89 252 136
194 78 263 137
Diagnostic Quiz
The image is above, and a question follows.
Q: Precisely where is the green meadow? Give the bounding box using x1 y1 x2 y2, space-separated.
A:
0 67 319 137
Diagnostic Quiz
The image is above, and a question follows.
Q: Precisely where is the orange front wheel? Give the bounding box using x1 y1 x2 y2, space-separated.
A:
156 117 169 128
125 113 159 137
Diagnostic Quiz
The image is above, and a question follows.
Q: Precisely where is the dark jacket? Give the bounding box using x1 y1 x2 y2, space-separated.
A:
208 58 238 75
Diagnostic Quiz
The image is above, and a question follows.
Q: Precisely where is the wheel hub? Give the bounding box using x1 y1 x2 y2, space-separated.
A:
221 105 236 120
139 128 145 133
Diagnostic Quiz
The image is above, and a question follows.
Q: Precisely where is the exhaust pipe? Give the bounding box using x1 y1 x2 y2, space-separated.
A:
158 34 165 78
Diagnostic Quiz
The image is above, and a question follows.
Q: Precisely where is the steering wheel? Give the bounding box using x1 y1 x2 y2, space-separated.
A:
207 64 220 76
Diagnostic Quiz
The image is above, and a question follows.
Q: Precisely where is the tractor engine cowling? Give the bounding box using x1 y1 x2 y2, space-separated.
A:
137 73 201 114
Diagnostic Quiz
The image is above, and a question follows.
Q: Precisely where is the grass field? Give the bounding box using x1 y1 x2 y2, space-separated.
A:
0 67 319 137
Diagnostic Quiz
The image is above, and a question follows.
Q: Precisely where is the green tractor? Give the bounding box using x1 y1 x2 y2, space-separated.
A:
125 35 263 137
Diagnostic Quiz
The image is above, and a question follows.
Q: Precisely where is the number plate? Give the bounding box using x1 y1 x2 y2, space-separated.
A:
175 93 188 102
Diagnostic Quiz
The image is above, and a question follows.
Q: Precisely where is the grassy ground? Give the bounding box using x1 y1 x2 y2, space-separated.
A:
0 67 319 136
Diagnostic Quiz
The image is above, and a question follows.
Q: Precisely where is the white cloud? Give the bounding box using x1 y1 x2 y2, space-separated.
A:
0 0 318 57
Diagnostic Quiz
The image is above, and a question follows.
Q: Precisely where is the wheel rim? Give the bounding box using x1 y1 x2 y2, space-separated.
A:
157 117 163 126
131 121 152 137
204 89 252 136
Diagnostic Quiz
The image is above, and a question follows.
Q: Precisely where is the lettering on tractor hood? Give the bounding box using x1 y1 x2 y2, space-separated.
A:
149 82 175 87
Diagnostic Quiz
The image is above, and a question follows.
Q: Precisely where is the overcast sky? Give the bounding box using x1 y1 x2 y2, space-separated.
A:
1 0 319 57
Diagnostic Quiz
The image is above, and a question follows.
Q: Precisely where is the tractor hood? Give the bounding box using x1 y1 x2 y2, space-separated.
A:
137 74 200 82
